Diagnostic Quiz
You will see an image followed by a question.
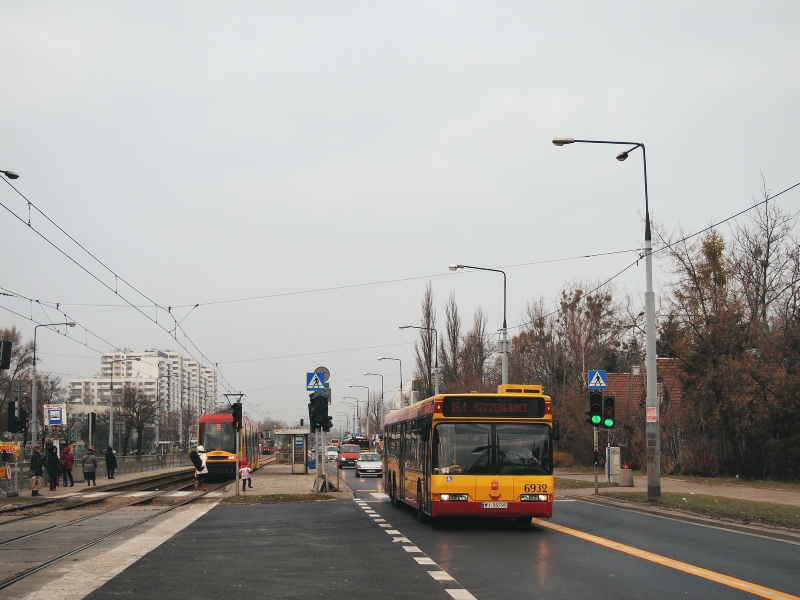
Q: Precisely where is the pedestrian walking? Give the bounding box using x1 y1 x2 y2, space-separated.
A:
193 445 208 491
82 446 98 486
46 445 61 491
28 446 43 496
105 446 118 479
239 458 252 492
61 445 75 487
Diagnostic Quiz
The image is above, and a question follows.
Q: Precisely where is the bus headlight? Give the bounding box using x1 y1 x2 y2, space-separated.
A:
439 494 468 501
520 494 549 502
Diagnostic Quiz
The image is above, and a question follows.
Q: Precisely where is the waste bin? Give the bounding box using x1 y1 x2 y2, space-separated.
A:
618 468 634 487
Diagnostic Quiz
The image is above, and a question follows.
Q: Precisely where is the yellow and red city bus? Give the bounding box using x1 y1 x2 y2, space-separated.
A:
383 384 559 524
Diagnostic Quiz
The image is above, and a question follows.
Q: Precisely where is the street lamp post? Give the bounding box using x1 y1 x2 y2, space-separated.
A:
448 264 508 384
349 385 371 441
364 372 384 430
552 136 660 501
32 322 75 445
343 398 360 436
378 357 404 406
399 325 439 396
1 170 19 180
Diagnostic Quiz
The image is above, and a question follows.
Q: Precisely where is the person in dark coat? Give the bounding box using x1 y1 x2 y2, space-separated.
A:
82 446 97 486
62 445 75 487
105 446 118 479
45 446 61 491
29 446 43 496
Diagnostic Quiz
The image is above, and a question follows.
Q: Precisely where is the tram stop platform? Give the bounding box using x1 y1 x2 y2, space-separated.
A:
222 461 353 498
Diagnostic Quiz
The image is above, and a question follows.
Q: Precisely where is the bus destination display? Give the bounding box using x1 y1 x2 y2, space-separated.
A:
442 397 545 418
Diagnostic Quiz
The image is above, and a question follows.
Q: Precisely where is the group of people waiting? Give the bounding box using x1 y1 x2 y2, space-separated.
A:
28 444 119 496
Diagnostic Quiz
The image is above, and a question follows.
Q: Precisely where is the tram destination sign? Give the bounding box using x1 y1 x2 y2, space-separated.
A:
442 397 545 418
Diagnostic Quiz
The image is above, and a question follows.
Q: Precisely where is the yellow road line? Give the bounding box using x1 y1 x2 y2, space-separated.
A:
532 519 799 600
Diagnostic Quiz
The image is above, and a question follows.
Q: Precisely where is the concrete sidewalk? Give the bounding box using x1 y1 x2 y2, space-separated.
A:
223 462 352 498
556 473 800 507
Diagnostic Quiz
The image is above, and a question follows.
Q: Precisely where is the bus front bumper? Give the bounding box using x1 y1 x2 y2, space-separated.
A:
430 500 552 518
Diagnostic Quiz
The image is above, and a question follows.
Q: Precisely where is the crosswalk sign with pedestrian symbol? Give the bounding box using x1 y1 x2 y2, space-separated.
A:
587 370 607 389
306 372 325 391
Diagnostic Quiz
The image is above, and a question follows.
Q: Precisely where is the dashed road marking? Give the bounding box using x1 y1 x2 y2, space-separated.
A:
83 492 113 497
371 492 389 499
385 529 401 535
402 546 422 553
373 518 386 522
414 557 436 565
379 524 392 528
429 571 455 581
392 537 410 543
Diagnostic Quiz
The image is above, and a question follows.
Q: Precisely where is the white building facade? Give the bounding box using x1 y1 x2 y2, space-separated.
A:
68 349 217 416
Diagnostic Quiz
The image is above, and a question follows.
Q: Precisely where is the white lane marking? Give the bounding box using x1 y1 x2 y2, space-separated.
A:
402 546 422 553
446 590 477 599
19 503 216 600
429 571 455 581
414 557 436 565
554 498 575 502
386 529 401 535
122 491 155 497
373 518 386 522
83 492 113 497
392 537 410 543
371 492 389 499
379 524 392 528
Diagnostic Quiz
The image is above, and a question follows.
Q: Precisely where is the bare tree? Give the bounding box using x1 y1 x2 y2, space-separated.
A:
118 384 158 455
0 327 34 423
413 282 437 399
438 292 462 391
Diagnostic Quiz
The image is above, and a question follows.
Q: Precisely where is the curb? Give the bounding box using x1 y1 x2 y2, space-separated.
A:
567 494 800 545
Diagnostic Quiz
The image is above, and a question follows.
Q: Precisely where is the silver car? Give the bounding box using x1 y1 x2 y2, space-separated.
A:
325 446 339 461
356 452 383 477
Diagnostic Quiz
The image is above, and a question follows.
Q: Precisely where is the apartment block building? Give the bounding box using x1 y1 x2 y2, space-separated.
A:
68 349 217 415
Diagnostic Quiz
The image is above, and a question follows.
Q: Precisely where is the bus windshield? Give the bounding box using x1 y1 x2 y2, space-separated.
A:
200 423 235 453
433 423 551 476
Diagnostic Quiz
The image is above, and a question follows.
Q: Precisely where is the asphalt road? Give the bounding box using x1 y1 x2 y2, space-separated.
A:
84 462 800 600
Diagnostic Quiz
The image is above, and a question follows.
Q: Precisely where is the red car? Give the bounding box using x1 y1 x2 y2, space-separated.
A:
337 444 361 469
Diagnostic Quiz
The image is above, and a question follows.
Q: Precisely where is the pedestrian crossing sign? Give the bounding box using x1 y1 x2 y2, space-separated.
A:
588 370 607 389
306 372 326 391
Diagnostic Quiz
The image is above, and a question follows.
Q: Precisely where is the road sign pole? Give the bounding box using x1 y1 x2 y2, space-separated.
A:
593 426 599 495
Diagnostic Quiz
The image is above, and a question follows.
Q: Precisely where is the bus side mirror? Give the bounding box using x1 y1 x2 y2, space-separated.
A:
552 420 561 441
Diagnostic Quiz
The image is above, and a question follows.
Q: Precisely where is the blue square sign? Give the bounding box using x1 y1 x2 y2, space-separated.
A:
588 370 607 389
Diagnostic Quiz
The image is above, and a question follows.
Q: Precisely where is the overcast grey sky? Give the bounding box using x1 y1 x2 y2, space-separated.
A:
2 2 798 425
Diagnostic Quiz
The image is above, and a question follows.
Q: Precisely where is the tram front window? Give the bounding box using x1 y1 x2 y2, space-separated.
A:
200 423 235 452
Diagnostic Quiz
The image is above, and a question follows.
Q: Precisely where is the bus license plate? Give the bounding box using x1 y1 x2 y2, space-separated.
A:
481 502 507 509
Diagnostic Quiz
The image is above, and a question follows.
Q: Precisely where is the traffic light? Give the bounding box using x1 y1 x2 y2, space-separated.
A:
603 396 615 428
7 400 22 433
232 402 243 430
308 393 327 430
593 451 600 466
322 415 333 432
586 391 602 426
0 341 12 369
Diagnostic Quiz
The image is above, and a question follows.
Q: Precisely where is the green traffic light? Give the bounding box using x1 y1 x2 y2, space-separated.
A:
604 418 614 427
591 415 602 425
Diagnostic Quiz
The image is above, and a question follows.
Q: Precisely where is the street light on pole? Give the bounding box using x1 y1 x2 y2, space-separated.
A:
364 372 384 430
552 136 660 501
0 169 19 180
349 385 370 441
32 322 75 446
378 357 404 406
448 264 508 384
399 325 439 396
343 398 360 436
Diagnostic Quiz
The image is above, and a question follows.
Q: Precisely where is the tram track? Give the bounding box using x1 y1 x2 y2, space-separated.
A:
0 480 229 591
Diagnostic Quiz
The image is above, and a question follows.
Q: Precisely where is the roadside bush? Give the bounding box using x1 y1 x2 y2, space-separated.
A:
553 451 574 469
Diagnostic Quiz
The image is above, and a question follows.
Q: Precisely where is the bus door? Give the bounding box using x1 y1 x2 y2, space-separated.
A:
420 417 432 513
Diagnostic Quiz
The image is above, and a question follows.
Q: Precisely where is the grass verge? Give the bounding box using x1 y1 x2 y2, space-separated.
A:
555 477 612 490
599 491 800 530
661 476 800 492
220 493 339 504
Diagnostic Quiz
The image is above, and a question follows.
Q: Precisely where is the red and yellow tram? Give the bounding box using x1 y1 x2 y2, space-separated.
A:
198 413 261 477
